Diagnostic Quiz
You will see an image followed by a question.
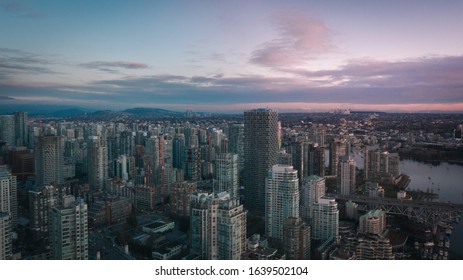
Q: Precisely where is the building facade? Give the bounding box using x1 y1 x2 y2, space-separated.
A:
170 181 197 217
214 153 239 198
337 156 356 196
0 212 12 260
312 197 339 242
329 138 348 176
305 142 325 178
265 164 299 246
228 123 245 175
190 192 246 260
0 115 15 146
359 210 386 235
87 136 108 190
300 175 325 222
50 196 88 260
35 135 64 187
244 109 279 216
283 217 311 260
14 112 28 147
0 166 17 227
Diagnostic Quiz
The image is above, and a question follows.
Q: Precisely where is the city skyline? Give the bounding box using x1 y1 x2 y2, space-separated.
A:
1 0 463 113
1 107 463 260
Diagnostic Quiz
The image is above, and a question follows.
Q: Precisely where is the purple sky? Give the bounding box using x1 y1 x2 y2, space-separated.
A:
1 0 463 112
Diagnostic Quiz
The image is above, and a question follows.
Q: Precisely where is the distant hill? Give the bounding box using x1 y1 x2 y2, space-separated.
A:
123 107 182 116
0 102 184 118
52 108 87 117
0 103 94 116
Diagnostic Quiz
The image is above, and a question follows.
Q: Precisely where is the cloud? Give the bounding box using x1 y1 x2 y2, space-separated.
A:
0 48 59 76
80 61 149 72
57 88 110 95
0 0 46 18
0 1 26 11
2 55 462 111
0 95 15 100
250 11 335 68
292 56 463 89
83 55 463 107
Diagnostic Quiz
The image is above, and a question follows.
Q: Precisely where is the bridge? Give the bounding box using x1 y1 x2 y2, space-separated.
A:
334 195 463 227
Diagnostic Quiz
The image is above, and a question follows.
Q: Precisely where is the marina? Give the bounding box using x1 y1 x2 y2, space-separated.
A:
400 159 463 258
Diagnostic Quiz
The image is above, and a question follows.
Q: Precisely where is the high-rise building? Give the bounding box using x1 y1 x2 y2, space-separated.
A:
0 166 17 227
183 146 200 181
300 175 325 222
118 131 134 157
144 136 160 184
365 147 400 182
312 125 326 147
244 109 279 216
381 151 400 179
312 197 339 242
329 138 347 176
14 112 28 147
0 212 12 260
365 146 381 182
305 142 325 178
387 153 400 178
114 155 129 181
283 217 311 260
7 147 35 182
190 192 246 260
265 164 299 246
228 123 244 174
337 156 356 196
289 141 304 181
35 135 64 187
29 185 62 243
359 210 386 235
87 136 108 190
214 153 239 198
184 127 198 148
170 181 197 218
50 196 88 260
379 151 389 177
161 135 173 196
172 133 185 169
0 115 15 146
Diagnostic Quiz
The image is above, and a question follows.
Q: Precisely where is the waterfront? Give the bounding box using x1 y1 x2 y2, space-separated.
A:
400 160 463 259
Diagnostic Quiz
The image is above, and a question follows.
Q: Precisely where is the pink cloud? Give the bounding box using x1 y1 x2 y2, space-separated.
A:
250 11 335 68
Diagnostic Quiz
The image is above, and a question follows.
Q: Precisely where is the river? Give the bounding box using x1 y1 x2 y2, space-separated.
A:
351 152 463 258
400 160 463 259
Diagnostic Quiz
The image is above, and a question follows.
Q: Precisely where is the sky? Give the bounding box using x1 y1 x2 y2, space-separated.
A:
1 0 463 113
